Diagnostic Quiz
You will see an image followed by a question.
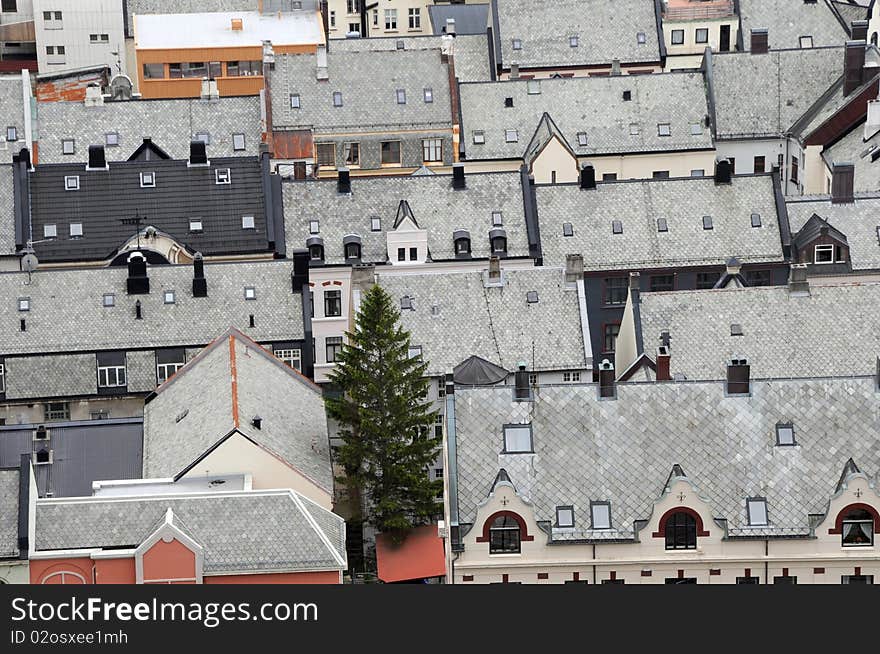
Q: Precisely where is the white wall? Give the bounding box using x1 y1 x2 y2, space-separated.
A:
33 0 125 74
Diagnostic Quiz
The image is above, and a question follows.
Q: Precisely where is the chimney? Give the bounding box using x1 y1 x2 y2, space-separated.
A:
251 415 262 430
316 44 328 80
726 359 750 395
87 145 107 170
714 159 732 184
135 299 142 319
291 249 309 292
830 163 855 204
579 164 596 189
509 64 519 79
865 97 880 140
231 17 243 31
337 167 351 194
788 263 810 296
565 253 583 285
200 78 219 100
851 20 869 42
452 163 466 189
725 256 742 276
445 18 456 36
750 28 769 54
610 59 621 76
488 255 501 280
126 252 150 295
598 359 615 398
84 83 104 107
189 140 208 166
192 252 207 297
513 363 531 401
656 345 671 382
843 40 867 96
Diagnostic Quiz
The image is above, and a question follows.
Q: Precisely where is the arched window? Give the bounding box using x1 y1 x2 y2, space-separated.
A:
453 229 471 258
489 515 521 554
489 228 508 256
306 237 324 262
41 570 86 584
842 508 874 547
345 242 361 259
664 511 697 550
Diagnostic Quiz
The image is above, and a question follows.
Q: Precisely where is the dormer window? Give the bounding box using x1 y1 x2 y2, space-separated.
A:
841 508 874 547
814 244 834 264
343 235 362 260
489 228 507 255
503 423 532 453
140 171 156 188
64 175 79 191
215 168 231 185
454 230 471 257
665 511 697 549
591 502 612 529
556 506 574 528
746 498 768 526
307 237 324 261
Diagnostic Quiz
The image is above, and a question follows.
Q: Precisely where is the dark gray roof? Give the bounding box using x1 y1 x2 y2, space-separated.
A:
143 328 332 492
823 122 880 191
29 156 272 262
453 377 880 540
830 1 870 29
429 4 489 35
0 259 304 355
377 267 588 376
459 72 711 160
786 195 880 270
36 96 263 163
453 355 509 386
493 0 661 69
536 175 785 269
283 171 530 263
739 0 849 51
35 489 346 572
0 469 19 558
0 165 15 256
0 419 143 498
710 47 844 139
270 49 453 133
637 281 880 380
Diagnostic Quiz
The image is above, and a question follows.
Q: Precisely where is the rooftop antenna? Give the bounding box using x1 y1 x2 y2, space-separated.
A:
119 211 146 252
110 49 121 74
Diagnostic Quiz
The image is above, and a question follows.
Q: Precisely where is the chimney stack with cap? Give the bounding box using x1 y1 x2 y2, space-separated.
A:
488 255 501 280
452 163 466 189
189 140 208 166
656 344 671 382
788 262 810 296
84 83 104 107
337 168 351 194
598 359 615 398
750 28 769 54
851 20 869 42
316 44 328 80
565 254 583 285
830 163 855 203
726 359 750 395
509 64 519 79
579 164 596 190
844 40 867 96
714 159 732 184
514 363 531 401
126 252 150 295
192 252 207 297
87 145 107 170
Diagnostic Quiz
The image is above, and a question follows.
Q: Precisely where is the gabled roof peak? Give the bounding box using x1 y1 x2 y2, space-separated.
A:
836 457 863 492
394 199 419 229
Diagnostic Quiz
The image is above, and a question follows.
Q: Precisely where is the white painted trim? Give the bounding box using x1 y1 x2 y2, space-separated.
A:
30 549 100 560
576 278 593 367
41 570 87 585
134 508 204 585
90 549 138 559
39 488 297 505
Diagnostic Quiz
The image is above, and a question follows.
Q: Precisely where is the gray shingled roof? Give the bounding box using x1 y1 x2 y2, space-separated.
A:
493 0 661 69
35 490 346 572
0 74 27 153
328 33 492 83
0 165 15 256
785 195 880 271
283 171 530 263
823 123 880 192
459 72 711 160
270 49 453 133
0 259 304 355
453 377 880 540
376 267 587 376
739 0 849 51
637 282 880 380
831 1 870 29
29 157 270 262
536 175 785 269
711 47 843 138
143 328 333 492
429 3 489 36
0 469 19 559
36 96 263 163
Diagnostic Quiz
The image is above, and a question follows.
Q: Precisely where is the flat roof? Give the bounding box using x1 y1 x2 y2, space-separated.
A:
134 11 324 49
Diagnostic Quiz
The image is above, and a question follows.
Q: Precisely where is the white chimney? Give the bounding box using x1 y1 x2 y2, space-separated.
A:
316 44 328 80
866 98 880 140
84 83 104 107
200 78 219 100
510 63 519 79
445 18 456 36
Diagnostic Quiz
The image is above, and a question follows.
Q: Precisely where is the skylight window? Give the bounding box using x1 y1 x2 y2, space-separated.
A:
309 219 320 234
102 294 115 308
105 132 119 147
400 295 414 310
800 35 813 49
332 91 343 107
492 211 503 227
61 138 75 155
776 422 796 446
241 215 255 229
747 498 768 526
371 216 381 231
505 129 518 143
195 132 211 145
751 212 762 227
512 38 522 50
576 132 588 146
629 123 639 135
164 290 176 304
503 424 532 453
658 123 671 137
69 222 83 238
232 133 246 151
140 171 155 188
730 323 744 336
612 220 623 234
18 297 30 311
43 224 57 239
290 93 301 108
396 88 407 104
408 345 422 359
189 218 203 233
473 130 485 144
591 502 611 529
690 122 702 135
702 215 713 230
562 222 574 237
527 80 541 95
526 291 539 303
556 506 575 527
215 168 231 185
423 87 433 103
244 286 257 300
657 218 668 232
569 35 579 48
64 175 80 191
636 32 646 45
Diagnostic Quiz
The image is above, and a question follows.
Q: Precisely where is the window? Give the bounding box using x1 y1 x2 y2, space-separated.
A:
775 422 796 446
665 578 697 585
569 35 579 48
0 363 4 393
736 577 760 584
657 217 669 232
512 38 522 50
745 269 771 286
423 138 442 162
690 169 705 177
64 175 79 191
650 275 674 292
102 294 115 308
664 511 697 550
6 126 16 141
491 233 507 254
603 173 617 181
140 172 155 188
316 143 336 168
612 220 623 234
44 402 70 421
241 215 255 230
841 508 874 547
690 122 702 135
97 364 127 388
603 324 620 352
791 156 799 183
556 506 574 528
224 60 261 77
232 133 246 151
455 236 471 255
629 123 639 135
244 286 256 300
325 336 344 363
750 213 762 228
604 277 628 305
489 515 521 554
591 502 612 529
62 139 75 155
396 88 407 104
407 345 422 359
409 247 418 261
380 141 401 165
370 216 381 232
695 28 708 44
526 291 539 304
671 29 684 45
753 156 765 173
562 222 574 237
637 32 646 44
274 348 302 371
215 168 231 184
408 7 420 29
842 575 874 584
396 40 405 50
342 142 359 167
347 0 359 13
814 244 834 264
696 272 720 290
189 219 203 233
397 247 406 262
800 35 813 48
505 129 518 143
324 290 342 317
43 224 57 239
345 241 360 259
503 424 532 453
143 63 164 79
290 93 301 109
332 91 343 107
423 87 433 103
527 79 541 95
69 223 82 238
473 130 485 144
702 215 713 230
658 123 671 137
90 33 109 44
400 296 414 310
309 220 320 234
576 132 588 146
329 10 336 27
747 498 768 526
385 8 397 30
652 170 669 179
17 297 29 311
623 90 632 101
774 576 797 585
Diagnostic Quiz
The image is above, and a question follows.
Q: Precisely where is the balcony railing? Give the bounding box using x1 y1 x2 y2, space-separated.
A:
663 1 735 21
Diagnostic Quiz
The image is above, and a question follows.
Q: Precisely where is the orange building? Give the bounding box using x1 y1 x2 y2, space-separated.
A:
133 10 324 99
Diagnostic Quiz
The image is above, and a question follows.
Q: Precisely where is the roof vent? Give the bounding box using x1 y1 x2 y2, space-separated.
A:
189 140 208 166
251 415 262 429
192 252 207 297
87 145 107 170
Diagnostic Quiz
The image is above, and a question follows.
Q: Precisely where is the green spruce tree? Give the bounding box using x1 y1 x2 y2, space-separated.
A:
326 284 442 539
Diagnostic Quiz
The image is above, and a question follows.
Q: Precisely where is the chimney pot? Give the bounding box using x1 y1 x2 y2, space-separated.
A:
579 164 596 190
452 163 466 189
750 28 769 54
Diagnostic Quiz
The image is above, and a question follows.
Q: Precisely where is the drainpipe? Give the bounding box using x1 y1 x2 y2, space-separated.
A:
592 544 597 584
764 539 769 584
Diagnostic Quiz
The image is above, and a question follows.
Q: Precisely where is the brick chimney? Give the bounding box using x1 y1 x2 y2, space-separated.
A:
830 163 855 204
788 263 810 297
843 40 867 97
750 28 769 54
598 359 615 398
851 20 869 42
656 345 671 381
726 359 750 395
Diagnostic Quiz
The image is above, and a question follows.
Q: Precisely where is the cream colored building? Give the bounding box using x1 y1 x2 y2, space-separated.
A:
661 0 738 70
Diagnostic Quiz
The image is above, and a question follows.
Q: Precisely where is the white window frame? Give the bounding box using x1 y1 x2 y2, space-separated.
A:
385 8 397 30
273 348 302 370
140 171 156 188
505 129 518 143
0 362 5 393
241 215 255 229
163 290 175 304
591 502 612 529
156 361 185 384
215 168 231 185
422 138 442 162
473 130 485 144
64 175 79 191
69 222 83 237
503 424 532 453
814 244 834 264
290 94 301 109
746 498 768 526
102 294 115 307
189 219 203 233
97 365 127 388
244 286 257 300
43 224 57 238
232 133 246 151
408 7 420 30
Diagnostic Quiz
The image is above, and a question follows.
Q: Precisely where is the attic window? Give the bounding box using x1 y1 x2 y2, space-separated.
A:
512 38 522 50
215 168 231 184
62 138 75 155
569 35 579 48
562 222 573 237
332 91 343 107
658 123 671 137
189 218 203 233
690 122 702 135
750 213 762 227
102 294 115 308
702 215 713 230
775 422 796 446
396 89 407 104
140 171 156 188
800 35 813 48
423 87 433 103
64 175 79 191
636 32 646 45
244 286 257 300
657 218 668 232
232 133 246 151
527 80 541 95
622 90 632 101
526 291 539 303
290 93 301 108
591 501 611 529
164 290 176 304
400 295 414 310
18 297 30 311
43 224 57 239
309 219 320 234
505 129 518 143
492 211 503 227
612 220 623 234
105 132 119 147
629 123 639 135
556 506 575 527
503 424 532 453
747 498 768 526
371 216 381 231
69 222 83 238
730 323 743 336
576 132 588 146
241 215 255 229
473 130 485 144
